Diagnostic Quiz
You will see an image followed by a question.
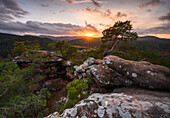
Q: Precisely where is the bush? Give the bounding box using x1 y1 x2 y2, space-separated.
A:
0 60 51 117
62 46 78 60
59 77 91 114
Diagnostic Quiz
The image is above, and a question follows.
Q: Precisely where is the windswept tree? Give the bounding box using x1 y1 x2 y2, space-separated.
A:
102 21 138 56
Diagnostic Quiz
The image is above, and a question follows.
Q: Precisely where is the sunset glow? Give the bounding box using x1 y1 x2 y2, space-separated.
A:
85 34 92 37
0 0 169 38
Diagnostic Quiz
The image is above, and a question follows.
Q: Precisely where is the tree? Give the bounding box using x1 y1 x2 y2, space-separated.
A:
12 41 27 56
102 21 138 56
63 46 78 59
26 40 40 51
54 41 70 54
52 41 78 59
12 40 40 56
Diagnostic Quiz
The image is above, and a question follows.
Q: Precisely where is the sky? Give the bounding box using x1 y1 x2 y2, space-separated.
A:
0 0 170 38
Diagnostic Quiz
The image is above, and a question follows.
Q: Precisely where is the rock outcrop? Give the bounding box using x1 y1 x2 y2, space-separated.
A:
74 56 170 90
13 51 72 91
46 56 170 118
46 88 170 118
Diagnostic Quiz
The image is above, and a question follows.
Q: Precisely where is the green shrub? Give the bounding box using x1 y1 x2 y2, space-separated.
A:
59 77 91 114
0 60 51 118
0 88 50 118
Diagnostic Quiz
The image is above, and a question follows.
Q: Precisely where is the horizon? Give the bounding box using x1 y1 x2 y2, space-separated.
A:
0 0 170 38
1 32 170 40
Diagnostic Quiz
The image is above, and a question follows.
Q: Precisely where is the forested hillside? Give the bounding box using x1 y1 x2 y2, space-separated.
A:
134 36 170 52
0 33 55 58
67 36 170 53
67 37 101 48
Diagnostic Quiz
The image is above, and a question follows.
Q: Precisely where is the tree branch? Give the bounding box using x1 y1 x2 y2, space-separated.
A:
0 86 8 98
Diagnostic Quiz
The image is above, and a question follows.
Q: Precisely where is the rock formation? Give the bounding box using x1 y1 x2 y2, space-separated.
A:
57 88 170 118
74 56 170 90
13 51 72 91
46 55 170 118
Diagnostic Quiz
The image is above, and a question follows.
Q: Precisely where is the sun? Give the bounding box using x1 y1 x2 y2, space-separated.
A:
85 34 92 37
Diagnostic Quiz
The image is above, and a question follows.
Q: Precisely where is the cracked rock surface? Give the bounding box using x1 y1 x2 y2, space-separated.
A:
104 56 170 90
74 56 170 90
46 88 170 118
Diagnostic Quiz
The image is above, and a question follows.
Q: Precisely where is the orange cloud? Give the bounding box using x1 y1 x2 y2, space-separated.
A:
149 34 170 39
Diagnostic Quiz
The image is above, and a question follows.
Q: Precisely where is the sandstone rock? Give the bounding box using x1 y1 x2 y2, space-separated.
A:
63 61 72 67
43 78 67 91
86 57 95 66
45 112 60 118
74 66 85 73
58 88 170 118
90 65 132 86
13 51 72 92
104 56 170 90
44 56 63 63
74 56 170 90
95 59 104 65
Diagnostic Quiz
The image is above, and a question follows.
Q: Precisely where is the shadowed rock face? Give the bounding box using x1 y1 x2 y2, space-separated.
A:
46 88 170 118
74 56 170 90
104 56 170 90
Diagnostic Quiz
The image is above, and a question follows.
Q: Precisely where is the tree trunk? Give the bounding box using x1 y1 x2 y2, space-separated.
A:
103 39 120 57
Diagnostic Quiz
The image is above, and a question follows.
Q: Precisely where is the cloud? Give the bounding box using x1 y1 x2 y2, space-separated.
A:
147 9 152 12
147 22 170 34
63 0 102 7
0 0 28 21
65 0 73 4
84 8 111 17
136 22 170 35
139 0 164 8
0 12 14 21
99 23 111 27
0 20 99 35
85 20 98 31
91 0 101 7
116 12 127 18
159 12 170 21
40 3 49 7
76 8 127 21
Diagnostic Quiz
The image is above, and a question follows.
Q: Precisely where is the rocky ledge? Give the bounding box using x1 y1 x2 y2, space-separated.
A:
46 88 170 118
74 56 170 90
58 88 170 118
46 55 170 118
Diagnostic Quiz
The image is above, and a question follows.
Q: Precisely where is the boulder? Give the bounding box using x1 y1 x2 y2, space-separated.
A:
90 65 132 86
86 57 95 66
57 88 170 118
104 56 170 90
74 56 170 90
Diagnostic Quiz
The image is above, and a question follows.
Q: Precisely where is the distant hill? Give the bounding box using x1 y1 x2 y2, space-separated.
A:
133 36 170 52
0 33 55 58
39 35 86 42
67 37 101 48
67 36 170 53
